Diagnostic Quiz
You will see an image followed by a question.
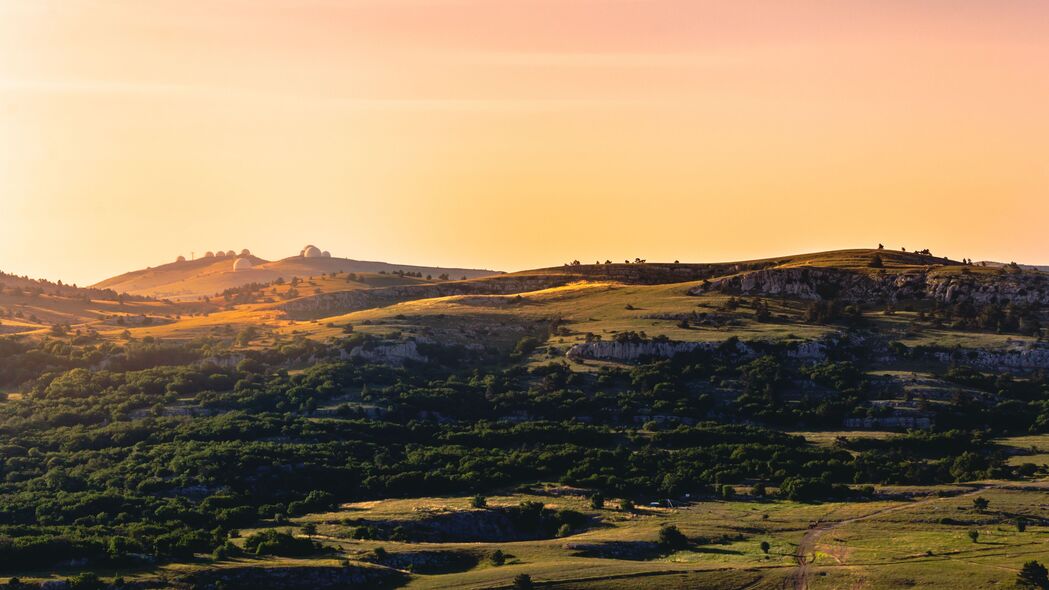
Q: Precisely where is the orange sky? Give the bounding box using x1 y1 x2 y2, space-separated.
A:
1 0 1047 285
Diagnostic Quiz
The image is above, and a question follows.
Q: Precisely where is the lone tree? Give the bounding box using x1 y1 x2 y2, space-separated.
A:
658 525 689 551
513 574 534 590
1018 518 1028 533
490 549 506 566
1017 561 1049 589
968 529 980 543
470 495 487 509
589 493 605 510
301 523 317 538
869 254 884 268
760 541 771 554
972 497 990 511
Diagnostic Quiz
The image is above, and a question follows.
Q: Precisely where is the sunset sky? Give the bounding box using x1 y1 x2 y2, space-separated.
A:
2 0 1047 285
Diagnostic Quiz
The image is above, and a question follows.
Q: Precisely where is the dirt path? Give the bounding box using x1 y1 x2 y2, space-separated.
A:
785 486 993 590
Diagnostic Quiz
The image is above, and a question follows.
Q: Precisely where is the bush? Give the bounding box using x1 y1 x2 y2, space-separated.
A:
658 525 689 551
67 573 104 590
243 530 323 557
1017 560 1049 589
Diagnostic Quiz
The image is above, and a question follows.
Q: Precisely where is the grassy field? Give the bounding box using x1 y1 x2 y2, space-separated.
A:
51 482 1033 589
997 434 1049 467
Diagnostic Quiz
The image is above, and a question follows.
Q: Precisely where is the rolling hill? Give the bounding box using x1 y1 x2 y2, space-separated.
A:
92 247 502 301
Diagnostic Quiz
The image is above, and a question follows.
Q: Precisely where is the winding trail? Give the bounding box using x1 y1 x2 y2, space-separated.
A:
785 486 993 590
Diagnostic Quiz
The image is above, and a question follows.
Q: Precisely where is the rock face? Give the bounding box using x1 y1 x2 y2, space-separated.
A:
344 340 427 364
373 550 479 574
693 267 1049 305
844 415 933 429
933 345 1049 371
566 338 829 363
567 339 726 362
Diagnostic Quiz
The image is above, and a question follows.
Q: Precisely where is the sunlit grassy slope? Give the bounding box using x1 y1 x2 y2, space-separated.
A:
92 254 501 301
6 248 1043 356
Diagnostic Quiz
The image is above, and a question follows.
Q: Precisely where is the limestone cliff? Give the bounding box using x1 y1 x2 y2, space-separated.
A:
692 267 1049 305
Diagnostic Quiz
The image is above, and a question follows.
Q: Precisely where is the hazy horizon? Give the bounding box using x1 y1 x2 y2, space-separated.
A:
1 242 1045 290
3 0 1048 285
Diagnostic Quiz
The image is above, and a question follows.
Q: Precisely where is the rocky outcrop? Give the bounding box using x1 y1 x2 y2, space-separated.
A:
932 345 1049 371
369 550 480 574
566 337 829 363
566 339 727 361
693 267 1049 305
343 340 427 365
924 274 1049 305
843 415 933 429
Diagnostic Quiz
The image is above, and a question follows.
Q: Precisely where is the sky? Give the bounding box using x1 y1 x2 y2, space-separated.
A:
1 0 1047 285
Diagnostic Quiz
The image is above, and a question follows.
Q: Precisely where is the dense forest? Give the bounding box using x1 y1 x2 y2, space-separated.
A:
0 330 1043 573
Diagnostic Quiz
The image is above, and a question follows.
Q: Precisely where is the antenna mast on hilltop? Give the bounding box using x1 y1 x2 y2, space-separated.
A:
191 251 195 260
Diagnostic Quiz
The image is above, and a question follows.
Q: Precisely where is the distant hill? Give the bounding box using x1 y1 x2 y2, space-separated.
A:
4 246 1045 343
92 248 502 300
977 261 1049 272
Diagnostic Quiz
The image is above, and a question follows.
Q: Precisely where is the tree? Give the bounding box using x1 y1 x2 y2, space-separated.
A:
490 549 506 566
658 525 689 550
589 493 605 510
869 254 884 268
1017 561 1049 589
470 495 487 509
972 496 989 511
619 499 635 512
513 574 534 590
968 529 980 543
1018 518 1028 533
750 483 767 497
301 523 317 537
760 541 770 554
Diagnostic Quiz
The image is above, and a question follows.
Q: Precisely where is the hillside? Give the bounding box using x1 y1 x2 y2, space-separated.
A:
4 247 1049 589
92 246 502 301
